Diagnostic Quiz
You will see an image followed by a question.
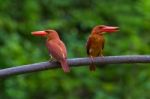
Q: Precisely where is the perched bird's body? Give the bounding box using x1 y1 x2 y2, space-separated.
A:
86 25 118 71
87 33 105 57
32 30 70 72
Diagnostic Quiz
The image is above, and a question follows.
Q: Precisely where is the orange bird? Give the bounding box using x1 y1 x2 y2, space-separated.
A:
86 25 119 71
32 30 70 72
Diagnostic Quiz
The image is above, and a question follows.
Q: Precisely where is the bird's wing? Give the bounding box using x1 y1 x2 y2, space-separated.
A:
102 38 105 50
86 36 93 55
46 40 66 60
58 40 67 57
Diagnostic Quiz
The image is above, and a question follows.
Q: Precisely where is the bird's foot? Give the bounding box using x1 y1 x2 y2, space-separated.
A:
99 54 104 57
89 56 96 71
101 55 104 57
49 55 56 62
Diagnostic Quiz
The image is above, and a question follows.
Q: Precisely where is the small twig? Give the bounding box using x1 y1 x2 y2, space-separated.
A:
0 55 150 77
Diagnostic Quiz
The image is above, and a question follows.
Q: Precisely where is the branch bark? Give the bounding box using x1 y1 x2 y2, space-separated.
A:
0 55 150 77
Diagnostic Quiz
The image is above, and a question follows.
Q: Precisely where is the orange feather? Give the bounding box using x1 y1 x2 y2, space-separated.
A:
86 25 119 71
32 30 70 72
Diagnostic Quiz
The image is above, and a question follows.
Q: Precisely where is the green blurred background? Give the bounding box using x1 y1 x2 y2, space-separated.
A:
0 0 150 99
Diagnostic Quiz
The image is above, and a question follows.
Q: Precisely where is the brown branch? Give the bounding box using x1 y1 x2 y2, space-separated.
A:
0 55 150 77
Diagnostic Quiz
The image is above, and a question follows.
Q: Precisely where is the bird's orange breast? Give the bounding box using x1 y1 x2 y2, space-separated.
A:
88 34 104 57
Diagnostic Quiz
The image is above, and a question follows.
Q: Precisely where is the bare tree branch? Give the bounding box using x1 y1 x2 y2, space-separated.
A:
0 55 150 77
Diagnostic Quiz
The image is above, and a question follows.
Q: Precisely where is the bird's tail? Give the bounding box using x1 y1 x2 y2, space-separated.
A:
89 56 96 71
60 59 70 73
89 64 96 71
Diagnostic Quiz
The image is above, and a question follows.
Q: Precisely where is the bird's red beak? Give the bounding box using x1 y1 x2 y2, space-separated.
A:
31 31 47 36
103 26 119 33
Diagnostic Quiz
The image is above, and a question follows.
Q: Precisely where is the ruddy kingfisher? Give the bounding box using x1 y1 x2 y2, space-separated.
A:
86 25 119 71
32 30 70 72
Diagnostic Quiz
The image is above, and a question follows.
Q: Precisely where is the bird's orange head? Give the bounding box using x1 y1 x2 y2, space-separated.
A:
31 30 60 40
92 25 119 34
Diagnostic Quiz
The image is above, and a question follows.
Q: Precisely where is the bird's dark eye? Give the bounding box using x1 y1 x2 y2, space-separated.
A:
98 25 105 29
45 30 51 34
99 27 103 29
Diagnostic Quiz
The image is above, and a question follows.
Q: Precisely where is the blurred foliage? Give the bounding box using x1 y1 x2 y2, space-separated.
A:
0 0 150 99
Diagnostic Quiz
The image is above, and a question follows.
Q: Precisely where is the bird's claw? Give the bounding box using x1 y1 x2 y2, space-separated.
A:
49 55 56 62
